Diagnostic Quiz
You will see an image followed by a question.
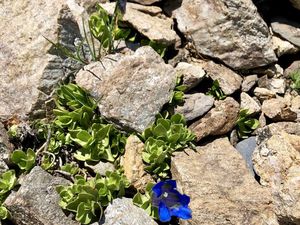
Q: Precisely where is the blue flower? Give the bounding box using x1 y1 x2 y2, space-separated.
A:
152 180 192 222
117 0 127 14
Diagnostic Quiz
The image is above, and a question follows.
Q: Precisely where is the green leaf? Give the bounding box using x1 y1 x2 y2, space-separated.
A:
0 206 9 220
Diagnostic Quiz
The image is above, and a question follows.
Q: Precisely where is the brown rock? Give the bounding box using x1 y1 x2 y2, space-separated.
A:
189 97 239 142
172 138 278 225
254 87 276 102
253 132 300 224
240 92 261 115
242 75 258 92
272 35 299 57
122 135 153 191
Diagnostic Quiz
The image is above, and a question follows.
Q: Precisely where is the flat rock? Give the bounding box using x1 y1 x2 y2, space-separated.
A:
85 161 115 176
271 18 300 48
189 97 239 142
98 46 176 132
4 166 79 225
170 0 277 70
253 132 300 224
241 75 258 92
0 0 81 120
197 61 242 95
102 198 157 225
175 62 206 91
240 92 261 115
122 135 153 191
129 0 160 5
101 3 178 45
254 87 276 102
235 136 257 176
171 138 278 225
261 97 297 121
272 35 299 57
175 93 214 121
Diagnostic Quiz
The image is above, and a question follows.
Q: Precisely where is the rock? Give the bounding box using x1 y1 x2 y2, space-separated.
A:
272 35 299 57
189 97 239 142
258 76 286 94
256 122 300 146
284 60 300 77
85 161 115 176
4 166 79 225
261 97 297 121
252 132 300 224
289 0 300 10
98 46 176 132
0 0 81 120
197 61 242 95
129 0 160 5
0 123 13 163
235 136 257 176
253 64 284 78
291 95 300 121
175 93 214 121
171 138 278 225
271 18 300 48
170 0 277 70
254 87 276 102
122 135 153 191
258 112 267 128
175 62 206 91
101 3 178 45
102 198 157 225
75 54 124 99
240 92 261 115
241 75 258 92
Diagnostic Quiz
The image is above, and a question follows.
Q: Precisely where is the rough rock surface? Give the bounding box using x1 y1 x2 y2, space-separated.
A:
129 0 160 5
85 161 115 176
253 132 300 224
261 97 297 121
170 0 277 69
198 61 242 95
0 0 81 120
122 135 153 191
284 60 300 77
254 87 276 102
271 19 300 48
258 76 286 94
240 92 261 115
0 123 13 163
175 62 206 91
171 138 277 225
4 166 79 225
189 97 240 142
102 198 157 225
175 93 214 121
98 46 176 132
101 3 178 45
289 0 300 10
272 35 299 57
241 75 258 92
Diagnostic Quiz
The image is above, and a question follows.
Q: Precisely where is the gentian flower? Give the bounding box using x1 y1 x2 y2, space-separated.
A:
117 0 127 14
152 180 192 222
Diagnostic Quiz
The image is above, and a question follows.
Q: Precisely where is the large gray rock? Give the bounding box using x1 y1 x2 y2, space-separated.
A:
101 3 178 45
253 132 300 224
271 19 300 48
175 93 214 121
189 97 239 142
102 198 157 225
98 46 176 132
4 166 79 225
0 0 81 120
169 0 277 70
171 138 278 225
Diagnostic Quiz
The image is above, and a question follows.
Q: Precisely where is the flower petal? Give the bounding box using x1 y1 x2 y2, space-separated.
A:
152 182 164 197
179 194 190 207
165 180 177 189
159 202 171 222
170 206 192 220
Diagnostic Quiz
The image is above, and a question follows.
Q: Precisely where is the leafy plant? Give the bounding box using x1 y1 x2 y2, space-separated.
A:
57 171 129 224
206 80 226 100
11 148 36 172
61 163 80 176
290 70 300 93
133 183 158 219
169 75 186 106
141 114 195 177
0 170 17 196
0 205 10 220
236 109 260 138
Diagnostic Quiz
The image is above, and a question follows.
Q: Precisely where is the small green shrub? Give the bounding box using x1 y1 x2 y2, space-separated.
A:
236 109 260 139
206 80 226 100
0 170 17 196
57 171 129 224
169 75 186 106
11 148 36 172
60 162 80 176
290 70 300 93
0 206 10 220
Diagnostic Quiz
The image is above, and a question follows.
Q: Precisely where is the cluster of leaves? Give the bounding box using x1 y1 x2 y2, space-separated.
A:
57 170 129 224
141 113 195 178
11 148 36 172
169 75 186 106
0 170 17 220
133 183 158 219
206 80 226 100
290 70 300 93
236 109 260 139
